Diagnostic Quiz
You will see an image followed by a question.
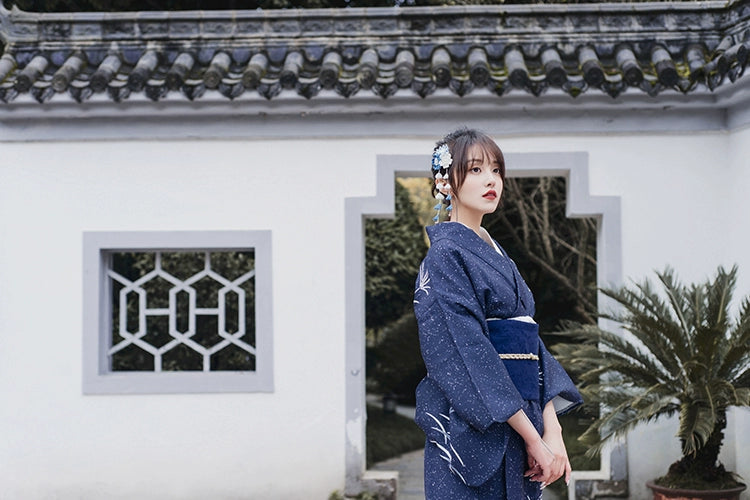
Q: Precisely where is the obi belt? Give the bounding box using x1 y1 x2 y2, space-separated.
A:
487 318 540 401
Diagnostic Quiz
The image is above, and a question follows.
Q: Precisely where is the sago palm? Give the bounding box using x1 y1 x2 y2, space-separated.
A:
553 265 750 489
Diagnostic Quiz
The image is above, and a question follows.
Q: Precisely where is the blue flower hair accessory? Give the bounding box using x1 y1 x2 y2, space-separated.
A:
432 144 453 172
432 143 453 223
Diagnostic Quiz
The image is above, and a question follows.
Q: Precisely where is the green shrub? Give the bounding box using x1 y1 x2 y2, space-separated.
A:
366 313 426 405
366 404 424 467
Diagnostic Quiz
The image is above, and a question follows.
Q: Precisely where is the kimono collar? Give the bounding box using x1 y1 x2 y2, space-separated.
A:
426 222 534 316
426 222 512 273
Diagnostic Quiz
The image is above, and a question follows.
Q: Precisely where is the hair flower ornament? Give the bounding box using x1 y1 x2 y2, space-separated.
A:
431 143 453 223
432 144 453 172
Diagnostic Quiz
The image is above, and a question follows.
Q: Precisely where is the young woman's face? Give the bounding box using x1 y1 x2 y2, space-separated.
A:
452 144 504 218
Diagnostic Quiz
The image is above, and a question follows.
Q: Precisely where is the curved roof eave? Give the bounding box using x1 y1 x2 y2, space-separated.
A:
0 1 748 107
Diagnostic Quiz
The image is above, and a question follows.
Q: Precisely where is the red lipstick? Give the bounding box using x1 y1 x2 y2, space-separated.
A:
483 190 497 199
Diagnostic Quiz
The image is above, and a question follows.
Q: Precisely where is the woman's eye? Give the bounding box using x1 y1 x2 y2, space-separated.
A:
471 167 481 173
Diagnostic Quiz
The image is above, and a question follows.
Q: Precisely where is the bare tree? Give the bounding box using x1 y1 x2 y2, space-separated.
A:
485 177 598 328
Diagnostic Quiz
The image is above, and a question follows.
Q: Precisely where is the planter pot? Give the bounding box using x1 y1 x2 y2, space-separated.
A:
647 481 747 500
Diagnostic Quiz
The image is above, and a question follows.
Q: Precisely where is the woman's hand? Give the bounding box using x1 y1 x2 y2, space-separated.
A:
523 435 566 488
540 401 572 487
507 408 566 488
541 427 571 485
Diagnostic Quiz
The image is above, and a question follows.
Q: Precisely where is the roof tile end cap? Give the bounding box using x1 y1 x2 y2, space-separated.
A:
1 4 41 44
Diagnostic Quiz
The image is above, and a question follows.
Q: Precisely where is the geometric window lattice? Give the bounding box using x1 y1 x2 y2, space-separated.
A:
108 250 255 372
83 230 273 394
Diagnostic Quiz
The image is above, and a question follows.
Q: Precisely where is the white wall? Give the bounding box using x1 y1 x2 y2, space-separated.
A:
0 137 397 499
726 126 750 499
1 122 748 498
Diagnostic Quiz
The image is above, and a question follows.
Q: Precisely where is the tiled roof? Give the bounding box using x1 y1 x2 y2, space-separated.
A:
0 1 748 104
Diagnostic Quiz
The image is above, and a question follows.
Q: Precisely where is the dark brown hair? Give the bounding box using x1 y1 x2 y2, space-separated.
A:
431 128 506 201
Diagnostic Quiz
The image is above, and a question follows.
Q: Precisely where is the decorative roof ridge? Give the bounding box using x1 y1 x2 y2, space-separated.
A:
1 0 748 104
0 0 740 18
2 0 748 45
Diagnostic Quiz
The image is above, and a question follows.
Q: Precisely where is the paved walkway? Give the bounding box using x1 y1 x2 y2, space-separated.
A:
372 448 425 500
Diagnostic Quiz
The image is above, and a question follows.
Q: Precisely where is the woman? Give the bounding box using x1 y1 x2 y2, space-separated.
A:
413 128 583 499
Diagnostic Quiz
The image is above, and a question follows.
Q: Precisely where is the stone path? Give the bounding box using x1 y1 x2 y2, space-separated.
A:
372 448 425 500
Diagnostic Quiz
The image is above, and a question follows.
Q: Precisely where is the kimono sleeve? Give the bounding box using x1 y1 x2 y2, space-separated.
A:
414 244 526 432
539 340 584 415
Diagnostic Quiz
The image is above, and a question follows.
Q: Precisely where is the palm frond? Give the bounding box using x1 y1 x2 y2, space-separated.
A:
678 402 716 456
734 368 750 391
597 330 674 383
706 266 735 328
554 325 677 392
719 348 750 383
693 268 736 380
601 285 689 375
656 267 694 354
705 379 747 407
720 296 750 381
734 387 750 406
578 391 678 457
612 323 685 381
733 296 750 345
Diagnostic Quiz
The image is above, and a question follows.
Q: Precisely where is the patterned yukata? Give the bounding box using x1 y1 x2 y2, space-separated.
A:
413 222 583 499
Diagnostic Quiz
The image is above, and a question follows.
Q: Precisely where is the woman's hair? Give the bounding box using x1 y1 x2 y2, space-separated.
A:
431 127 506 202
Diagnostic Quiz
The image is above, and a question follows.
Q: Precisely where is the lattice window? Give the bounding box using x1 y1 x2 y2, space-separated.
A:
83 231 273 394
108 251 256 373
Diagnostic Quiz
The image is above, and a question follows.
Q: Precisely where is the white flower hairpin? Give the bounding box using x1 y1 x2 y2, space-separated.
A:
432 144 453 223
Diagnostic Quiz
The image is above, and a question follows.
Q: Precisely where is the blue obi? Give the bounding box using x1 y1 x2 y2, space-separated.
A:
487 319 540 401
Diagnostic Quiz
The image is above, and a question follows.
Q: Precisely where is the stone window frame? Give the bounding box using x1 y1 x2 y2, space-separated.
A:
82 230 273 395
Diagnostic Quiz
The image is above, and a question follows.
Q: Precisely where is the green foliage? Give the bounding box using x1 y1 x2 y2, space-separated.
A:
365 181 427 333
553 265 750 487
366 312 426 404
398 177 436 232
365 404 424 467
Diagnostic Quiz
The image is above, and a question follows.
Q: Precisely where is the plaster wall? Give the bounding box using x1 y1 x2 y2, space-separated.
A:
727 126 750 302
0 137 418 499
0 124 747 499
726 125 750 499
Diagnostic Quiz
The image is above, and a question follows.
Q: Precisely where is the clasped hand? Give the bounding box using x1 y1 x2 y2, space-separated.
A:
523 432 571 489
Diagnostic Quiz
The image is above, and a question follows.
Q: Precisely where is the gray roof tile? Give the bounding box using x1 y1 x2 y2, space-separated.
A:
0 1 748 104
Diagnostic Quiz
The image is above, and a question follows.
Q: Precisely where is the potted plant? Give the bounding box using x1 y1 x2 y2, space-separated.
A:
553 265 748 499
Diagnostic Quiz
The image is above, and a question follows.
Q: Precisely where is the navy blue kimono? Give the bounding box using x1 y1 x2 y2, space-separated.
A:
413 222 583 499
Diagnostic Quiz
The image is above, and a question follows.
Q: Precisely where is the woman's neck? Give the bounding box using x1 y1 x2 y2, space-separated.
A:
450 210 483 237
